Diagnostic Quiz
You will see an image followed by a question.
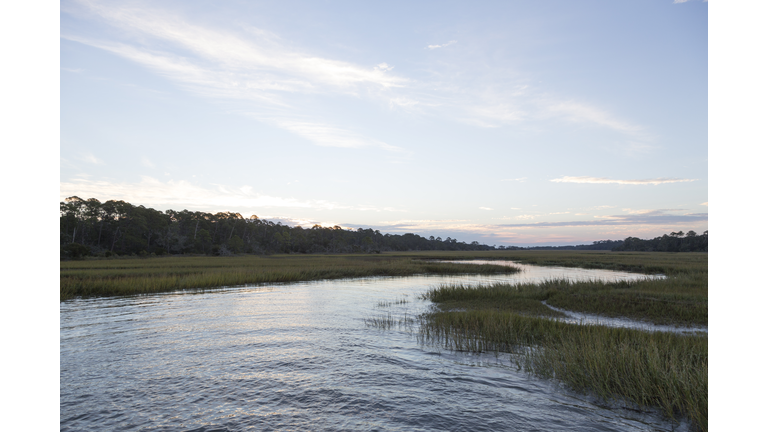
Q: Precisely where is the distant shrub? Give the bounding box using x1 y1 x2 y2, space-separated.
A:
61 243 91 260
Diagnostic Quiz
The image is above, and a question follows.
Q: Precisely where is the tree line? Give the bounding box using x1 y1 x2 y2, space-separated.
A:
60 197 502 259
59 197 708 259
611 231 708 252
522 240 625 251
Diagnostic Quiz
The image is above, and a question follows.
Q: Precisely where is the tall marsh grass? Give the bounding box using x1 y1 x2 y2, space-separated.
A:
413 251 708 430
364 312 415 331
418 310 707 431
425 275 707 327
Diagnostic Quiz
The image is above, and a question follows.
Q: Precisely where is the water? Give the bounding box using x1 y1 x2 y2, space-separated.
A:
61 262 692 431
541 301 707 334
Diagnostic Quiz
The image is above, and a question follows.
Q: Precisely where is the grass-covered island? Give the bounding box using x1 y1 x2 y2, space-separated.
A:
61 250 707 430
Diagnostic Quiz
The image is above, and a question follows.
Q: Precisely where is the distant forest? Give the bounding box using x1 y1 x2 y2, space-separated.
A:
59 197 707 259
611 230 707 253
526 231 709 253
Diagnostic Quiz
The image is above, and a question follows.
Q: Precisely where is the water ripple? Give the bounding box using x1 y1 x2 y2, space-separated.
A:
61 263 690 431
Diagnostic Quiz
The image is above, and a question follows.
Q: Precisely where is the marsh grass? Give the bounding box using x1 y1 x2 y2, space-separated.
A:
60 254 520 300
403 250 706 273
422 282 566 318
424 275 707 327
414 250 708 327
414 251 708 430
417 310 707 431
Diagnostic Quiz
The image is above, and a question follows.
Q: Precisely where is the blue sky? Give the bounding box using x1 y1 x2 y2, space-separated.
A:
60 0 708 246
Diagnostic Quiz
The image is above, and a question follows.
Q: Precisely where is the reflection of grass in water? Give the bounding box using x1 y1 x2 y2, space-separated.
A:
376 295 410 308
60 255 519 300
415 252 708 431
364 312 415 331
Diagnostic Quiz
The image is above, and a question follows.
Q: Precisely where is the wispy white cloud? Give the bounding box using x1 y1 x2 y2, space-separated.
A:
61 36 306 107
502 177 527 182
61 67 85 73
499 209 708 228
80 153 103 164
141 156 155 168
462 103 525 127
388 97 420 109
700 202 708 206
261 216 346 229
63 3 406 96
366 219 475 234
544 101 642 134
62 1 414 154
357 209 707 245
620 208 686 215
253 117 409 156
427 40 457 50
63 1 650 150
479 207 493 211
452 89 644 139
551 176 698 185
59 176 402 213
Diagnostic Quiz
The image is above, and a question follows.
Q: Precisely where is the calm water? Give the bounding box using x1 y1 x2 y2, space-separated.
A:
61 262 692 431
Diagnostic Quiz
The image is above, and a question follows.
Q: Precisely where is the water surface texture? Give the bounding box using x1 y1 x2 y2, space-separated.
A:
61 262 691 431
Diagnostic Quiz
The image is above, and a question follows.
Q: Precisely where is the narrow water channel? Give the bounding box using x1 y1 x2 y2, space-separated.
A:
60 262 693 431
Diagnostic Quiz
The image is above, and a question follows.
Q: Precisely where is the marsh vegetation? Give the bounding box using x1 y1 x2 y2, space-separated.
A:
61 250 707 429
406 251 708 430
59 254 519 300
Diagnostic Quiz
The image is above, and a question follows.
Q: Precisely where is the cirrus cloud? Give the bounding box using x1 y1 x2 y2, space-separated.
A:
551 176 698 185
59 176 404 214
426 40 457 50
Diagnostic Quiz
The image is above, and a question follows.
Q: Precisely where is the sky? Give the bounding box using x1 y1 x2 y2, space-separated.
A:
60 0 708 246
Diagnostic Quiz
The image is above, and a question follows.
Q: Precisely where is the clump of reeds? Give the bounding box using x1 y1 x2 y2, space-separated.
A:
364 312 415 331
376 296 410 308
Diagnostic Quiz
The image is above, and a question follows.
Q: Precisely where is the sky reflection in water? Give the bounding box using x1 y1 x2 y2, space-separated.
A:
61 262 692 431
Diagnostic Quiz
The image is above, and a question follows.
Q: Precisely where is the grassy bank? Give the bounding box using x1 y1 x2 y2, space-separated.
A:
394 249 706 274
412 251 707 430
406 250 707 327
60 254 519 300
425 276 706 327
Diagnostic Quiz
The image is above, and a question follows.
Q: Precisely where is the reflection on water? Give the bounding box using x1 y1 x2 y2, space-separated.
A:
542 301 707 334
61 261 691 431
436 259 666 284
